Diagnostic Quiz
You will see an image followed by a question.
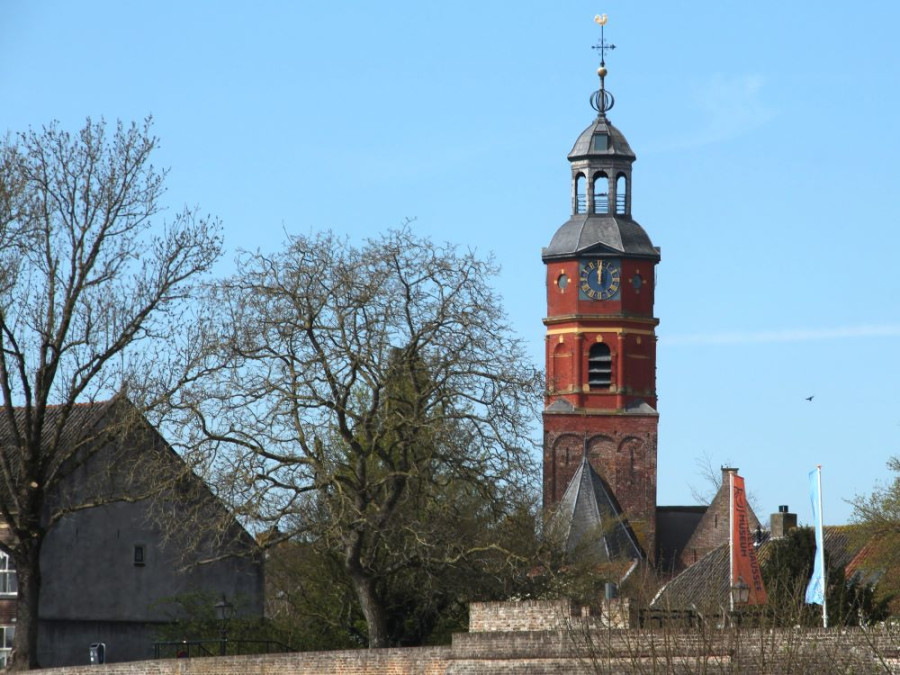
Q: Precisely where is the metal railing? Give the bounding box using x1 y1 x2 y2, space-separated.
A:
576 194 587 213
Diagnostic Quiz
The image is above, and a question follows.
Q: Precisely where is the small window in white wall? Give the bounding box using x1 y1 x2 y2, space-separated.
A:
0 625 14 668
0 554 16 596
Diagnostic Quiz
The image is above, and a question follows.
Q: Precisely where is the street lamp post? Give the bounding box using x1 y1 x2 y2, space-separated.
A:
214 595 234 656
730 575 750 626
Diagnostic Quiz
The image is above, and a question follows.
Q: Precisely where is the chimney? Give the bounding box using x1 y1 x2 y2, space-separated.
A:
770 505 797 538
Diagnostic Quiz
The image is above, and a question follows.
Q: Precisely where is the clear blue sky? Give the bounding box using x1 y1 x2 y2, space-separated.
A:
3 2 899 525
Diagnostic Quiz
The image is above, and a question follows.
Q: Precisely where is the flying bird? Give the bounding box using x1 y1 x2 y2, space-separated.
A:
805 395 814 402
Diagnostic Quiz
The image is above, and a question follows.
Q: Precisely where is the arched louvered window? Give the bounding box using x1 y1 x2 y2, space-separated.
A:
588 342 612 390
592 172 609 214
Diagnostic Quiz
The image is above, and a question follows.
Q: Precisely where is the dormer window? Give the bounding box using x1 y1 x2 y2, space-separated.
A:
592 134 608 152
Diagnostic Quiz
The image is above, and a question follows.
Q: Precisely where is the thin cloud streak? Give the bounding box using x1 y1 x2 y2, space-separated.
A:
648 74 777 153
664 324 900 346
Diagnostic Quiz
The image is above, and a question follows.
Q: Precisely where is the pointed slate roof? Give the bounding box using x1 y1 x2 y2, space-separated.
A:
549 455 644 564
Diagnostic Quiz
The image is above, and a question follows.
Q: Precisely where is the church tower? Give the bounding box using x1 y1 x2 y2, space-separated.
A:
542 17 661 557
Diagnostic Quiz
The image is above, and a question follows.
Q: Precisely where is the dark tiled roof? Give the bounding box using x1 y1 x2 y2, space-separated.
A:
650 539 733 613
545 399 575 413
542 215 660 262
0 397 261 567
651 527 871 612
656 506 707 573
624 400 658 414
820 527 857 571
844 538 884 586
548 455 644 567
0 398 118 449
0 398 127 491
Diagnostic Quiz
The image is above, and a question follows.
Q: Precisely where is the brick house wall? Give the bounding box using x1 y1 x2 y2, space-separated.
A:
678 469 761 570
544 419 658 555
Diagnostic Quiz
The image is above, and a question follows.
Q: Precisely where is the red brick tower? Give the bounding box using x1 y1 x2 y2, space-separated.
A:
542 29 661 557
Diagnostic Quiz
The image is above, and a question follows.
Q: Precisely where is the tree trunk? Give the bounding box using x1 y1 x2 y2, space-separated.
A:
349 571 388 648
10 540 42 670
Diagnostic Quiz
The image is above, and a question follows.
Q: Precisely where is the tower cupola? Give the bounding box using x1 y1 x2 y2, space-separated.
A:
543 15 658 264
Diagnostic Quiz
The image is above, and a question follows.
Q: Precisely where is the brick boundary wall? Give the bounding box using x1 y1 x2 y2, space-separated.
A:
468 599 575 632
36 628 900 675
469 598 635 632
33 599 900 675
37 646 453 675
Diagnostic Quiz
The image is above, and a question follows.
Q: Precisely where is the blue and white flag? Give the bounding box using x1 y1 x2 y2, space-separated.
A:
805 467 826 605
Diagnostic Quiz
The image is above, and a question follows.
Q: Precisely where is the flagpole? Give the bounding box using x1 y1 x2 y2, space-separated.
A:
729 470 735 615
817 465 827 629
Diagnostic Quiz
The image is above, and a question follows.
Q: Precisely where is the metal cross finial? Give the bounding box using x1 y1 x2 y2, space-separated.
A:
592 14 616 66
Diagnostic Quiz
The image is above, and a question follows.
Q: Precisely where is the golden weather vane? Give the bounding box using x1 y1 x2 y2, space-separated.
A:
592 14 615 68
590 14 616 117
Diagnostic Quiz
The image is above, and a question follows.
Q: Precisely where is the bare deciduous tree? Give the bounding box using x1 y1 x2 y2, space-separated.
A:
851 456 900 614
689 452 725 504
0 118 221 669
169 228 542 648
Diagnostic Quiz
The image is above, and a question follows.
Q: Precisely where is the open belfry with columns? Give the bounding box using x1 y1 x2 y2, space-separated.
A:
541 15 756 574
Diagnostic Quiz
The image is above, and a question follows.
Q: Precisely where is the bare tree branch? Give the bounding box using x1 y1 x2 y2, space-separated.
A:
0 117 221 670
165 227 542 647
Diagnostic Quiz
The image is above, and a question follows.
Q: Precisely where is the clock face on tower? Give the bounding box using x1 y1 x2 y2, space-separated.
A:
579 259 621 300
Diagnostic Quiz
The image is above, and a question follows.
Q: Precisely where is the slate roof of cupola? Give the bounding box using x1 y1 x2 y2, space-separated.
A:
542 214 660 261
568 117 635 161
549 455 644 564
